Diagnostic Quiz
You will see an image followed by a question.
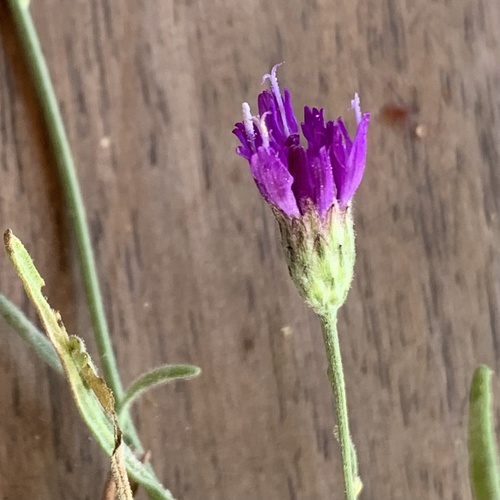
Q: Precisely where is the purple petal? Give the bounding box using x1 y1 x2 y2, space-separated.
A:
288 144 335 216
337 113 370 204
309 147 335 216
328 124 347 190
335 118 353 152
258 90 288 147
283 89 299 134
287 144 315 214
257 89 276 116
302 107 326 155
250 147 300 217
329 96 369 206
328 118 352 195
232 123 253 160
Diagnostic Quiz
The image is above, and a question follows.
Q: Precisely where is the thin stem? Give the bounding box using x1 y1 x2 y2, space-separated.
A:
5 0 143 451
320 307 358 500
6 0 123 401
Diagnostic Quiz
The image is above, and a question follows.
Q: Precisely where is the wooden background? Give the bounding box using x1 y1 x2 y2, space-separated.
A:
0 0 499 498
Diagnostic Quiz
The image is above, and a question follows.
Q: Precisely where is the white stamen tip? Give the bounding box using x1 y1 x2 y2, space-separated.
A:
259 114 270 148
351 93 362 125
261 62 284 86
242 102 252 118
260 63 290 137
242 102 255 144
251 112 270 149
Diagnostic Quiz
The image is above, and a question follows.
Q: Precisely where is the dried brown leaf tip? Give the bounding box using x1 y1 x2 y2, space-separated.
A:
110 430 134 500
102 448 151 499
101 471 117 500
4 229 12 248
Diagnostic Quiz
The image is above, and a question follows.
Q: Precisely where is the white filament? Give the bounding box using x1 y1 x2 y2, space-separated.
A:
261 63 290 137
351 93 362 125
242 102 255 147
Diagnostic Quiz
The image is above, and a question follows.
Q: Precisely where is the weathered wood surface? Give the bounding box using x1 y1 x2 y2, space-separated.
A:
0 0 499 499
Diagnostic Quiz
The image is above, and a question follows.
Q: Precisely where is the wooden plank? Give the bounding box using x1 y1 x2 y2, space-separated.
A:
0 0 499 498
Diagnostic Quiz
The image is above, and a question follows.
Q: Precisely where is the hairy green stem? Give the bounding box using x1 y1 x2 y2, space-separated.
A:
5 0 143 451
320 307 359 500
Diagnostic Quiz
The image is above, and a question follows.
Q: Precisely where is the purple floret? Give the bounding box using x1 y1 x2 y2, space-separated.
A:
233 65 370 218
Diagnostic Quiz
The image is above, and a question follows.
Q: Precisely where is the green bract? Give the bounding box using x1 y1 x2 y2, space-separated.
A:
274 206 356 315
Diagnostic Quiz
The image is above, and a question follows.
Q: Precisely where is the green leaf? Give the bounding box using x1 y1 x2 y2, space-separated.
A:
4 230 175 500
0 293 62 374
118 364 201 420
469 365 500 500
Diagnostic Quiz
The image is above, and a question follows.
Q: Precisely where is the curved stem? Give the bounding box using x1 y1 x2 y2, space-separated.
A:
320 307 359 500
5 0 143 451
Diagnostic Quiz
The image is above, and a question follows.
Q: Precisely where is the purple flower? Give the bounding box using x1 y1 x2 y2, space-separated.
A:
233 65 370 219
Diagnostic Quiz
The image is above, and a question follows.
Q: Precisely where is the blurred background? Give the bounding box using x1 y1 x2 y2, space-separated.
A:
0 0 499 498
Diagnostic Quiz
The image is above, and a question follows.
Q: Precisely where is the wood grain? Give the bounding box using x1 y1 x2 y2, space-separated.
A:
0 0 499 498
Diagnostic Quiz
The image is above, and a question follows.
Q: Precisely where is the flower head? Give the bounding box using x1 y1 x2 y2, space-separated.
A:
233 66 370 311
233 64 370 219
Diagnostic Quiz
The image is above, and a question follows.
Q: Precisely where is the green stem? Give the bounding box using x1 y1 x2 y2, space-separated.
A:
320 307 359 500
5 0 123 401
5 0 142 451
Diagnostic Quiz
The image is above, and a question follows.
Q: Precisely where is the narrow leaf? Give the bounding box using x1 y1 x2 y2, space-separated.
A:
4 230 175 500
469 365 500 500
119 364 201 420
0 293 62 373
